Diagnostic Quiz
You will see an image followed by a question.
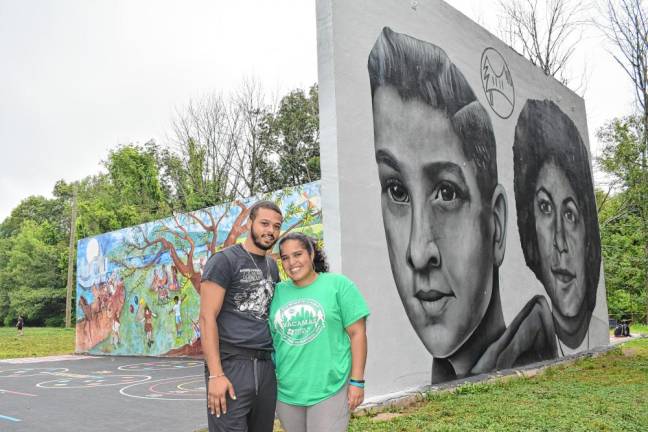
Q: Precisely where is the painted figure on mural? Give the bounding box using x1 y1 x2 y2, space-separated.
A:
367 27 557 383
513 99 601 355
111 313 121 347
170 294 187 337
141 305 157 348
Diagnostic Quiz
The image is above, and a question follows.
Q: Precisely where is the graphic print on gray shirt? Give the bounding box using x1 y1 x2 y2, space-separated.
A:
201 244 280 351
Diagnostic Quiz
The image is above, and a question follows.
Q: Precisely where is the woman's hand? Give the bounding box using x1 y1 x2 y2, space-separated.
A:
348 384 364 411
208 376 236 417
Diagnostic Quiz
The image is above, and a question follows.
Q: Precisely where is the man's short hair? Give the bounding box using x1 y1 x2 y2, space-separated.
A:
368 27 498 199
513 99 600 313
249 200 283 221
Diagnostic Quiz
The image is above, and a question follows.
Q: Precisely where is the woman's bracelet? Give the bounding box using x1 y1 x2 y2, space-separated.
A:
208 373 225 380
349 378 365 388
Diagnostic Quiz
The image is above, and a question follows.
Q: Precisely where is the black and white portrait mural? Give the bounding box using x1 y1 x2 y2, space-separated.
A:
367 28 557 383
316 0 608 396
513 99 602 355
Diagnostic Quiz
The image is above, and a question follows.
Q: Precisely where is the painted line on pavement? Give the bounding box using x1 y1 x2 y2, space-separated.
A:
0 388 37 397
0 414 21 422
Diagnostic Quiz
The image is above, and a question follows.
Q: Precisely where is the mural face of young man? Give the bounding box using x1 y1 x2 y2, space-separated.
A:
534 161 586 319
372 86 499 358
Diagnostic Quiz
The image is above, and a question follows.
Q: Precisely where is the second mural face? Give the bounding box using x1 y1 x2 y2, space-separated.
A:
317 0 607 392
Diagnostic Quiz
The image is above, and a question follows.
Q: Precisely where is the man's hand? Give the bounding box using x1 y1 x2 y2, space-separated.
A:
207 376 236 417
348 385 364 411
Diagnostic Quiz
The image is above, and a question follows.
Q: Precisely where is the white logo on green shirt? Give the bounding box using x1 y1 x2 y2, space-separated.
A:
273 299 325 345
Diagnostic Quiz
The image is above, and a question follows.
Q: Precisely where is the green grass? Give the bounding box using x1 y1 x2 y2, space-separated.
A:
631 323 648 335
0 326 75 359
351 338 648 431
193 339 648 432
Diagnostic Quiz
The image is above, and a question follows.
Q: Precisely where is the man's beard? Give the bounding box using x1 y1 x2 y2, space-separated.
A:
250 225 276 251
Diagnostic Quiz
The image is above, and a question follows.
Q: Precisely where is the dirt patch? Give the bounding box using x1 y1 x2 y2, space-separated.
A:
622 348 638 357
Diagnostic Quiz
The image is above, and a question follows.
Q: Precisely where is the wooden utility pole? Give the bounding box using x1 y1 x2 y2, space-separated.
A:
65 185 78 329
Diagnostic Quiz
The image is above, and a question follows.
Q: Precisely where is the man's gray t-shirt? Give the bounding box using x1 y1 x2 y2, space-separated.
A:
201 244 280 351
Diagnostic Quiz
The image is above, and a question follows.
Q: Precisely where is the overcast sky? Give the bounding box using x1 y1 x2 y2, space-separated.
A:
0 0 634 221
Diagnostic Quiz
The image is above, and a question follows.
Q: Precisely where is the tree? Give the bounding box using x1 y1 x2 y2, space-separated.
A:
0 195 68 242
166 92 240 210
600 0 648 126
116 203 250 295
165 80 320 203
259 85 320 191
230 79 275 196
498 0 586 85
597 116 648 322
115 193 320 296
0 220 67 326
597 1 648 323
597 190 645 321
0 195 70 326
105 142 170 218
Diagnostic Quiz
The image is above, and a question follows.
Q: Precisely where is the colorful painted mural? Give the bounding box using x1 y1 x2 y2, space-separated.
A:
75 181 322 356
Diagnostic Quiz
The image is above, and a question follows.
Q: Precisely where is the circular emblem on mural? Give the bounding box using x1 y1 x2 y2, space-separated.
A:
480 47 515 119
273 299 325 346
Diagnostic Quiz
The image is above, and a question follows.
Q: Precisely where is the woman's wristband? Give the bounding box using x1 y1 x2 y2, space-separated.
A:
349 378 365 388
208 373 225 380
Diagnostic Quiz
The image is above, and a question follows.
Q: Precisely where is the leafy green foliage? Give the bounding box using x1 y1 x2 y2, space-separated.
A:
259 84 320 191
597 116 648 323
0 195 68 241
0 220 67 325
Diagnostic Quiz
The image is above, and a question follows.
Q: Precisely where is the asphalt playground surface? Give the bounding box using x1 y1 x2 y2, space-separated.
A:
0 355 208 432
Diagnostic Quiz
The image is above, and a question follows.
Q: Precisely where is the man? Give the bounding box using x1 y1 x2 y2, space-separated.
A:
367 27 556 383
16 315 24 336
199 200 283 432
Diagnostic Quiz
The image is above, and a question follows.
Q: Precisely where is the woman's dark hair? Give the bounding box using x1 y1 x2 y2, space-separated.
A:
278 232 329 273
513 99 601 314
368 26 498 200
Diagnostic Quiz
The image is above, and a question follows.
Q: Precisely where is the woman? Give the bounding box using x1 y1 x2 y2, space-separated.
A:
513 99 602 354
269 233 370 432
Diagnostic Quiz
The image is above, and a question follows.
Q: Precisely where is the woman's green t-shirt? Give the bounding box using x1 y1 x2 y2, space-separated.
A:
269 272 370 406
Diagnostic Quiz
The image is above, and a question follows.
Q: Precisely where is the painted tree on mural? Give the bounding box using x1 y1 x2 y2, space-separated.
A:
75 183 322 356
115 201 248 295
114 189 321 295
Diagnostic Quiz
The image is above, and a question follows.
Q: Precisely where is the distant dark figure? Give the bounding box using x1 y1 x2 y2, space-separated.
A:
16 315 24 336
624 322 631 337
614 321 630 338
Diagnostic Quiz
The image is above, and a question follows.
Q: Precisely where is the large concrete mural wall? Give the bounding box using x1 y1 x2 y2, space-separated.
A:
75 181 322 356
317 0 608 396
